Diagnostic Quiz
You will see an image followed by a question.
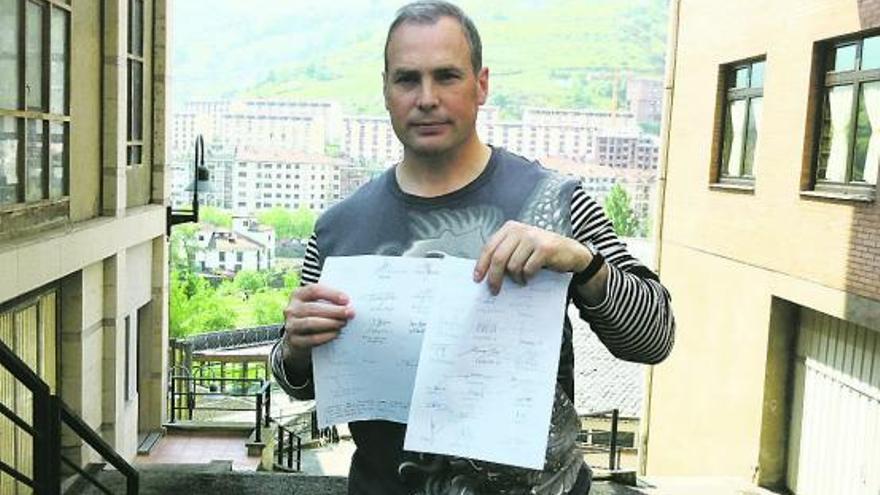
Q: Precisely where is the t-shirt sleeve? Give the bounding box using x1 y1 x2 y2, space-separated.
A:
568 184 675 364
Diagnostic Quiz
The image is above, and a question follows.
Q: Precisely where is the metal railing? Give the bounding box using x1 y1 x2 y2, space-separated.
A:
273 421 302 472
168 373 267 423
0 341 139 494
579 408 622 471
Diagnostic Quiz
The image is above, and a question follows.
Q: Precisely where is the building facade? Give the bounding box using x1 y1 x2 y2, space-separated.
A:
232 149 344 215
0 0 171 489
646 2 880 495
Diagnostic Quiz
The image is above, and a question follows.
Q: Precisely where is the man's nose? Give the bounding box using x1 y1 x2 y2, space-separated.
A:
417 80 439 110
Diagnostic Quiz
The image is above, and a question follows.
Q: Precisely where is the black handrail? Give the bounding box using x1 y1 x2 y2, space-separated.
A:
580 408 622 471
0 340 139 494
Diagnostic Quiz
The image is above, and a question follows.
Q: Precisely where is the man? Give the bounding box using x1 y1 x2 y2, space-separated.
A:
271 2 675 494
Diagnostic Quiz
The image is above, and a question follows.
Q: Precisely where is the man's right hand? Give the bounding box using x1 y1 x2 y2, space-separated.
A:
281 284 355 365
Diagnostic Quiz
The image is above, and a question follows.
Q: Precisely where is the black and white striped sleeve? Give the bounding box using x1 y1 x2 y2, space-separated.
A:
270 232 323 400
569 184 675 364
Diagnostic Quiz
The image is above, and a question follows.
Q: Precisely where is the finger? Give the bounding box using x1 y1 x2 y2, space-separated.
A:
522 246 548 280
474 225 511 281
294 283 350 306
487 235 521 295
287 330 341 349
507 240 535 285
286 316 348 336
298 301 355 321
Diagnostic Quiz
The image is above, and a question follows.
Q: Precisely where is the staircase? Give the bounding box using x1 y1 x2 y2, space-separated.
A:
70 461 348 495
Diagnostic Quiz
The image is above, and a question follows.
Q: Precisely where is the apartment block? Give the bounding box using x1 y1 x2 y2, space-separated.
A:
0 0 171 489
232 149 344 215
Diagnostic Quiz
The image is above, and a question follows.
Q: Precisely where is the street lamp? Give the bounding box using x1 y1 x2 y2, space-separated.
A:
167 134 213 236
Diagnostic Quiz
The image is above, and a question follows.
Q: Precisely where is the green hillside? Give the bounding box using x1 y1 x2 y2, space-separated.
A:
172 0 667 117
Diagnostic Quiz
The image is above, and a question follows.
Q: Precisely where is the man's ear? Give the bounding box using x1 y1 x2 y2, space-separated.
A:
382 71 390 110
477 67 489 105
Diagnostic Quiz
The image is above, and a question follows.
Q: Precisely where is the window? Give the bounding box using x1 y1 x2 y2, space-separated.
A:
127 0 144 166
718 58 765 183
0 0 70 206
813 35 880 195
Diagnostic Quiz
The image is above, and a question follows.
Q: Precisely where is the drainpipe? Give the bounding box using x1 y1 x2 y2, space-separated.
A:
640 0 681 477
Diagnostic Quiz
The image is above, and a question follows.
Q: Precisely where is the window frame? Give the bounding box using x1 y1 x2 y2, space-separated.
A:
126 0 145 167
714 56 766 188
0 0 71 211
809 33 880 200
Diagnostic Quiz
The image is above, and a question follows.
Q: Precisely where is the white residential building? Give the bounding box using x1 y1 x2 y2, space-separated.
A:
342 116 402 164
194 222 275 274
232 149 344 215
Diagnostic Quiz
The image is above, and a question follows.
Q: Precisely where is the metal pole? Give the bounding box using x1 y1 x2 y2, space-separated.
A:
288 430 294 469
255 392 263 443
169 374 176 423
609 409 619 470
296 436 301 471
264 383 271 427
277 427 283 466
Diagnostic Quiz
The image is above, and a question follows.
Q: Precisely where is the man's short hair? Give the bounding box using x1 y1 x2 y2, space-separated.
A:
384 1 483 75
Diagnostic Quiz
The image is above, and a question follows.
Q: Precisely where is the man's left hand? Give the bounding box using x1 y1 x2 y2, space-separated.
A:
473 220 590 295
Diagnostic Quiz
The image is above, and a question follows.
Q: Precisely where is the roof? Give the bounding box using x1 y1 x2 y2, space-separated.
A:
571 307 645 418
235 148 348 165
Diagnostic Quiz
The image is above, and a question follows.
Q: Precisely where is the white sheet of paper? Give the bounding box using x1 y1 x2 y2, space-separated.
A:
404 256 571 469
313 255 571 469
313 255 441 426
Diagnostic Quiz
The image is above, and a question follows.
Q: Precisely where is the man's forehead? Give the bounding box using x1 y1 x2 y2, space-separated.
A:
386 17 472 70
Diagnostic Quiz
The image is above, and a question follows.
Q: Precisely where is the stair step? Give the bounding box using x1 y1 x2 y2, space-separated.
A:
77 470 348 495
137 430 163 455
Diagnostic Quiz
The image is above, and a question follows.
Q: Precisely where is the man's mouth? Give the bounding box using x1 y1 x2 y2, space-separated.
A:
411 121 450 133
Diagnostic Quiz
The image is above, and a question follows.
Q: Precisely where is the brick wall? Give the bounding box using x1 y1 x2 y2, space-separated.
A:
847 199 880 301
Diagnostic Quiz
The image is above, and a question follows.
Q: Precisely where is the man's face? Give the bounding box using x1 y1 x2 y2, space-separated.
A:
383 17 488 159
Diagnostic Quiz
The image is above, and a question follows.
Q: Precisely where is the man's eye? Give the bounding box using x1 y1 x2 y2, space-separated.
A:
395 75 418 84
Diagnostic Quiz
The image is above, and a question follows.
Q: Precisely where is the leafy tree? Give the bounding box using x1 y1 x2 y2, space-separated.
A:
170 223 201 274
251 290 289 326
234 270 269 296
200 206 232 228
283 270 300 292
169 271 236 338
604 183 639 237
257 206 316 240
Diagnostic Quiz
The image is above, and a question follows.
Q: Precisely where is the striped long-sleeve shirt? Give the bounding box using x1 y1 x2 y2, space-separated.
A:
272 183 675 397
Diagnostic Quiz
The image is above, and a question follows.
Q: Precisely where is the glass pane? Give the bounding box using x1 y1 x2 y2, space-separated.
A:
26 1 45 111
742 97 762 177
862 36 880 70
128 60 142 140
734 67 748 89
750 61 765 88
49 121 64 198
0 117 19 205
0 0 19 109
127 145 141 166
130 0 143 57
50 9 69 115
816 85 854 182
721 99 747 177
853 82 880 184
833 44 857 72
25 120 45 202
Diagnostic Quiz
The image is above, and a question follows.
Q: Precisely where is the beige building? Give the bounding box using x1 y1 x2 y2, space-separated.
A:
233 149 344 214
646 1 880 494
0 0 170 490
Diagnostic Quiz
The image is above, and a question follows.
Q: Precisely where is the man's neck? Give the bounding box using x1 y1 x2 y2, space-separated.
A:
396 138 492 198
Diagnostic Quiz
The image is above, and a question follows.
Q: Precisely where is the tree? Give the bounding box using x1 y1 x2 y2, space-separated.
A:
200 206 232 228
604 183 639 237
251 290 289 326
234 270 269 296
257 206 316 240
170 223 201 274
169 271 236 338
